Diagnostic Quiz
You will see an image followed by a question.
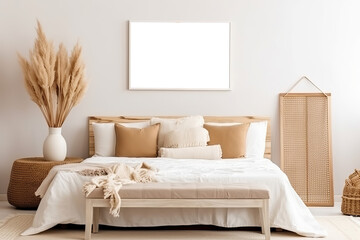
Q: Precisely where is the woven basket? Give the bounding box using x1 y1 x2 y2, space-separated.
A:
341 170 360 216
348 169 360 187
7 157 82 209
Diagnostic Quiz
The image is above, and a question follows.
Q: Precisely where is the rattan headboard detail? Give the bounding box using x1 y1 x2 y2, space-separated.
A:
88 116 271 159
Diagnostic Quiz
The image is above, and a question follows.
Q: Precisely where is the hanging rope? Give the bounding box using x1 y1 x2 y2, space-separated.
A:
284 76 328 97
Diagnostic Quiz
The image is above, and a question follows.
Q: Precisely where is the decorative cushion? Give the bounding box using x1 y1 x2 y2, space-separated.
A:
158 145 222 160
92 121 150 157
92 123 116 157
163 127 209 148
245 121 268 158
115 123 160 157
206 121 267 158
204 123 249 158
150 116 204 148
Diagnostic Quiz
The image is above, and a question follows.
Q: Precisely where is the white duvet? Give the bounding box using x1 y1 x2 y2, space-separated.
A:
22 156 326 237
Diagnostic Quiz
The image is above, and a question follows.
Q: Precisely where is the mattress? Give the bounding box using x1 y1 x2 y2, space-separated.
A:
22 156 326 237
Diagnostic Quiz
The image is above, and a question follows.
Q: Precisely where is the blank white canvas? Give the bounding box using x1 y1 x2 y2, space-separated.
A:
129 22 230 90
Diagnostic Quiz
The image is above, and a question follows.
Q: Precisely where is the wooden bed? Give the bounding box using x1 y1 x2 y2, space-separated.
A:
24 116 326 238
86 115 271 240
88 116 271 159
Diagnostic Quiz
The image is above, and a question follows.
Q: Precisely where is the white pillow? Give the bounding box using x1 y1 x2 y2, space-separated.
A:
246 121 268 158
163 127 209 148
206 121 267 158
159 145 222 160
92 123 115 157
150 116 204 148
92 121 150 156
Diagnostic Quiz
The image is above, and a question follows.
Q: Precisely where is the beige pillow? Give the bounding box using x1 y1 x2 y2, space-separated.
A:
204 123 250 158
115 123 160 157
150 116 204 148
159 145 222 160
163 127 209 148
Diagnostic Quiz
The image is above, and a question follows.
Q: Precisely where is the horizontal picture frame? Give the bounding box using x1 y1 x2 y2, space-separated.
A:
129 21 231 90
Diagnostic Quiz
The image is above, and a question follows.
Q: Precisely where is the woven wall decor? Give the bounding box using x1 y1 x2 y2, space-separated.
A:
280 76 334 206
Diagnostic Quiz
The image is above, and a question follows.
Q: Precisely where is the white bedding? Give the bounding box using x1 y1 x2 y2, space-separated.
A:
22 156 326 237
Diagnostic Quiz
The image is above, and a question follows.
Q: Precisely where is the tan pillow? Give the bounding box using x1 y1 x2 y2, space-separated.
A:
115 123 160 157
204 123 250 158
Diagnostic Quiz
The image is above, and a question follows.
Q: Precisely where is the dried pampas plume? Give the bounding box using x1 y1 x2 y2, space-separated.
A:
18 21 87 127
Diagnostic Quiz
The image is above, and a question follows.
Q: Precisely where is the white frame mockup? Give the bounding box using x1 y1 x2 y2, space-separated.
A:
129 21 231 90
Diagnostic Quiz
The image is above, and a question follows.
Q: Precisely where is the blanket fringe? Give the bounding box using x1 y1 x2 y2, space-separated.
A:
82 162 157 217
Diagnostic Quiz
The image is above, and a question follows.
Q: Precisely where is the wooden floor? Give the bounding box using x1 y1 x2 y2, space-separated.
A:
0 201 36 220
0 200 357 222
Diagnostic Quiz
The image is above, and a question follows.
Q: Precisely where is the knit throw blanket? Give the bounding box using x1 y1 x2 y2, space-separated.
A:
82 162 157 217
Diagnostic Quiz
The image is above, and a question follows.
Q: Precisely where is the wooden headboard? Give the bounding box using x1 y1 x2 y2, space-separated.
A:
88 116 271 159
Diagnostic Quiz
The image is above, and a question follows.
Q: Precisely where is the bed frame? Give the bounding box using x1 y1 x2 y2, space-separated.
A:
86 116 272 240
88 116 271 159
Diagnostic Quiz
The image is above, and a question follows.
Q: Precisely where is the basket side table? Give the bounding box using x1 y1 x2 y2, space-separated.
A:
7 157 83 209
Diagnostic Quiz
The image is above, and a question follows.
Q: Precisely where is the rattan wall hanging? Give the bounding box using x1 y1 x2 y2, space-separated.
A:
280 76 334 206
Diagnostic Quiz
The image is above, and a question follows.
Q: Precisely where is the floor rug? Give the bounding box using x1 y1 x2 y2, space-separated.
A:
0 214 360 240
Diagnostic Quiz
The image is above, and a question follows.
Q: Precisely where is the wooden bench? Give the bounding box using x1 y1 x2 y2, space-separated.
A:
85 183 270 240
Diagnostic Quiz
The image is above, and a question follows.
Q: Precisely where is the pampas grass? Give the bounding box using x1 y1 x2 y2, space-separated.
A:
18 21 87 127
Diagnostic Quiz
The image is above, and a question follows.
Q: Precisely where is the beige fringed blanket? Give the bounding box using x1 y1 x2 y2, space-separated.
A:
82 162 157 217
35 162 157 217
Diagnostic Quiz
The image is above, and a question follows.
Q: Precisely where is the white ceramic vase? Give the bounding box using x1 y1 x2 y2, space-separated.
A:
43 127 67 161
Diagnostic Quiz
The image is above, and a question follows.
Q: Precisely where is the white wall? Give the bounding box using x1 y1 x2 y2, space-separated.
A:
1 0 360 196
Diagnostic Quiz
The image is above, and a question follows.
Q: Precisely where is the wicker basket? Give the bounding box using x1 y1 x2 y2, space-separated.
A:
348 169 360 187
341 169 360 216
7 157 82 209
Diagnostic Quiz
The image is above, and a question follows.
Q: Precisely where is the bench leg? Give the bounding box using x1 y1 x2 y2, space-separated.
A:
261 199 270 240
85 199 93 240
259 206 265 234
93 207 100 233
